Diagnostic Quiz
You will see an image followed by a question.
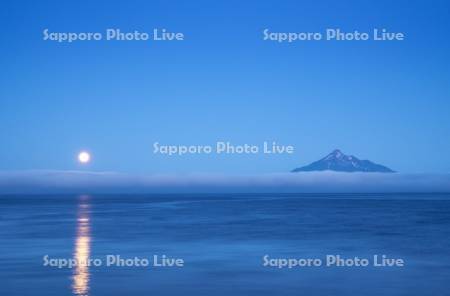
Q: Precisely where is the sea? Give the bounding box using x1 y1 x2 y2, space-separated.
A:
1 193 449 296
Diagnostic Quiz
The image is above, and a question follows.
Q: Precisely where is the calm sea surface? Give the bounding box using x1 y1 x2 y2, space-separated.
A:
1 193 450 296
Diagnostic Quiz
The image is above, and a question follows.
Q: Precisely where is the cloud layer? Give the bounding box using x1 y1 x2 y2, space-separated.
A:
1 170 450 194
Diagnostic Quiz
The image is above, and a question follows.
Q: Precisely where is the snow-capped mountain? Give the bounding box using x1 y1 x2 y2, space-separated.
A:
292 149 395 173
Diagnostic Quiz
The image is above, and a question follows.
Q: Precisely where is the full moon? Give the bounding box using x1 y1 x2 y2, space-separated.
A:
78 151 91 164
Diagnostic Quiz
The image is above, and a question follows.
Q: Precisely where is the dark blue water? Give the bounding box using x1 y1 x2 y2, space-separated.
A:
1 193 450 296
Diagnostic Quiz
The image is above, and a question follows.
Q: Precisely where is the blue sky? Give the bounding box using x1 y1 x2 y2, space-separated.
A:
1 0 449 174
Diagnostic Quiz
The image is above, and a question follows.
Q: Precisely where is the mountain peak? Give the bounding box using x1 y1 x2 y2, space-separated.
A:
326 149 344 159
292 149 395 173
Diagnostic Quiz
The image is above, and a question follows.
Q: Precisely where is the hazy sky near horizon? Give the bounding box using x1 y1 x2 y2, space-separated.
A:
1 0 449 174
